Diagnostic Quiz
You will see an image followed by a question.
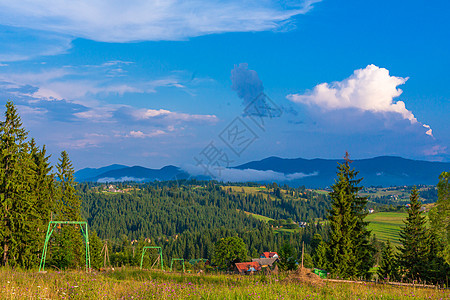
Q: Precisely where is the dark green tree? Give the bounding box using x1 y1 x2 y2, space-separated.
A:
29 139 55 266
429 172 450 264
397 188 428 282
50 227 75 270
278 242 297 271
0 101 37 267
213 236 247 270
303 253 314 269
425 230 450 284
326 155 372 279
89 230 105 269
310 233 323 254
56 151 80 221
377 240 398 281
313 237 327 270
54 151 83 268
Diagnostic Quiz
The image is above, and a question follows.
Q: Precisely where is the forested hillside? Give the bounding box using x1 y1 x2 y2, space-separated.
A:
78 181 330 265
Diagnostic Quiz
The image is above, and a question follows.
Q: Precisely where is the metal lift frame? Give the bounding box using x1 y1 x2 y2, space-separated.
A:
170 258 185 272
39 221 91 272
140 246 164 270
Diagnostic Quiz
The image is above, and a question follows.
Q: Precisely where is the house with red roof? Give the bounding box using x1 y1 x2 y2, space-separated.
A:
260 252 279 259
234 261 261 274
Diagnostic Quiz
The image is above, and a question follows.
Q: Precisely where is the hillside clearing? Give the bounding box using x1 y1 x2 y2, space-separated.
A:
366 212 407 247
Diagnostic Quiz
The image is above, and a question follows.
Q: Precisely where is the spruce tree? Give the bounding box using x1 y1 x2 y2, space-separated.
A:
397 188 428 282
56 151 80 221
325 154 372 279
29 139 55 267
313 239 328 270
0 101 37 267
278 242 297 271
377 240 398 281
425 230 450 285
54 151 83 268
429 172 450 264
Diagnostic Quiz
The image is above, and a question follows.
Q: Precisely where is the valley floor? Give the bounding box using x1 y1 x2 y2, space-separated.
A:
0 268 448 299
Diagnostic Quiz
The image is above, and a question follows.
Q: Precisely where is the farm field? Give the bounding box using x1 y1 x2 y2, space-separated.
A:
0 268 448 300
366 212 407 247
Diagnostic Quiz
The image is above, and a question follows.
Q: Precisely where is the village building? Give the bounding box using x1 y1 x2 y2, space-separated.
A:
234 262 261 274
188 258 210 266
260 252 279 259
252 257 279 268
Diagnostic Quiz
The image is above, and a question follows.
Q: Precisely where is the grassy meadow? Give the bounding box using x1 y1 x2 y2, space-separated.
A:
1 267 449 300
366 212 407 247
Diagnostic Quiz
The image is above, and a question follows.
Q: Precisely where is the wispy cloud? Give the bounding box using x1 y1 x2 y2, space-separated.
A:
97 176 146 183
0 25 72 62
130 108 218 124
57 133 109 149
287 64 434 136
127 130 167 138
0 1 321 43
0 64 194 104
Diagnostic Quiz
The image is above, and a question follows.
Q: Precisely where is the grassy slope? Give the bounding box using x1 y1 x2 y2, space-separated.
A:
241 211 274 222
1 268 448 299
241 210 300 234
366 212 407 247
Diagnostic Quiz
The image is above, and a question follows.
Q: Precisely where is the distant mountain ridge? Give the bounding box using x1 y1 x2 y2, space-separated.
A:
234 156 450 187
74 156 450 187
75 165 189 182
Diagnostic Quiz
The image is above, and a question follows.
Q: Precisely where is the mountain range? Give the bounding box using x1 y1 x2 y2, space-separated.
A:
74 156 450 187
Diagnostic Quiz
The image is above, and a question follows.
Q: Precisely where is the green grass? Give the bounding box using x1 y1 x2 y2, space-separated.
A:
313 189 330 195
1 267 448 299
366 212 407 247
241 210 274 222
241 210 301 234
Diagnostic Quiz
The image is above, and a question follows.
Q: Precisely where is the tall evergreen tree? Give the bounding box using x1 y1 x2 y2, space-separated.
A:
56 151 80 221
30 139 54 221
311 233 327 269
0 101 37 267
29 139 55 266
377 240 398 281
325 154 372 279
397 188 428 282
425 230 450 284
429 172 450 264
54 151 83 268
278 242 297 271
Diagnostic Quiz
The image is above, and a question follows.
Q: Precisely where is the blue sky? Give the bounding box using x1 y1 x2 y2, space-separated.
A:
0 0 448 172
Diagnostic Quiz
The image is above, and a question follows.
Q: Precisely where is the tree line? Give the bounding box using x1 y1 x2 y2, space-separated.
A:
0 102 86 269
310 159 450 285
78 181 329 268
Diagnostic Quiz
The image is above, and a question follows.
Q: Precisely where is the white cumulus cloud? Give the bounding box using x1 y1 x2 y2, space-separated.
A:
287 64 433 136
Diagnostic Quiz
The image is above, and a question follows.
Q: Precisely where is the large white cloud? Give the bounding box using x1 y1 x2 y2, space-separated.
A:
287 64 433 136
0 0 320 43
